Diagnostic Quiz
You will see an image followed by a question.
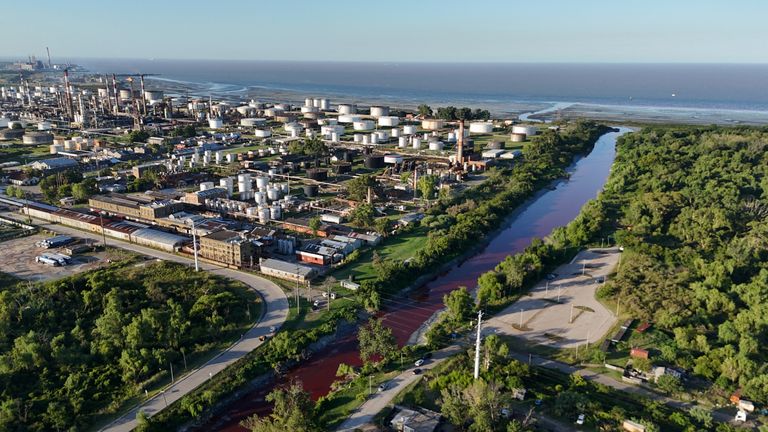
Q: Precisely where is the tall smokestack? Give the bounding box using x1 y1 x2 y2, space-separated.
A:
46 47 52 68
111 74 120 113
63 69 74 121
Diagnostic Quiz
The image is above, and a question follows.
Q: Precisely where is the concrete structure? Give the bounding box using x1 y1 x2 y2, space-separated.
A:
89 194 184 221
22 132 53 144
132 162 167 179
30 157 78 172
199 229 258 268
184 188 229 206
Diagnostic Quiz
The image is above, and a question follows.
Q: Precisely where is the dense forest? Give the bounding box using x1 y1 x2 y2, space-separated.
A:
0 260 258 431
594 126 768 402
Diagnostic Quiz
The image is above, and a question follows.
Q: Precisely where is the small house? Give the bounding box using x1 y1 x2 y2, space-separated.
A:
630 348 649 360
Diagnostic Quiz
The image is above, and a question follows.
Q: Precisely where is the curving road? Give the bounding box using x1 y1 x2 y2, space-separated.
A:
0 210 289 432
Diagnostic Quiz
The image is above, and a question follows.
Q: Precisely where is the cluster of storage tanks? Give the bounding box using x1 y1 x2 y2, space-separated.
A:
304 97 330 111
234 173 293 223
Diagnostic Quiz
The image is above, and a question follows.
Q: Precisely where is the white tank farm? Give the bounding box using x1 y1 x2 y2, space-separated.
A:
338 114 362 124
398 136 407 148
263 108 283 117
321 125 345 136
267 187 280 201
429 141 444 151
208 118 224 129
422 119 444 130
270 205 282 220
512 125 539 136
238 173 252 191
353 120 375 131
402 125 417 135
469 122 493 133
375 130 390 141
318 118 338 126
378 116 399 127
241 117 266 127
412 137 422 149
370 106 389 118
301 105 319 113
337 104 357 114
284 123 303 134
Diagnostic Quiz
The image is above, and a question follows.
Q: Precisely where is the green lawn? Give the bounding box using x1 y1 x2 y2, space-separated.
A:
0 141 52 164
332 226 429 283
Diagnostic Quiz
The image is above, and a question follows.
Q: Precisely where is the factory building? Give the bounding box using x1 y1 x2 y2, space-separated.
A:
88 194 184 220
184 188 229 206
259 258 316 283
199 229 259 268
131 161 168 179
30 157 79 172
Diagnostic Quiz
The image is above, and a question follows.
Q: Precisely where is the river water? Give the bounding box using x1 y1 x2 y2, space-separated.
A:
204 128 628 431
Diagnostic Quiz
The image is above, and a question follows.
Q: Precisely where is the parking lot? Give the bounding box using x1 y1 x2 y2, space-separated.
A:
0 233 108 282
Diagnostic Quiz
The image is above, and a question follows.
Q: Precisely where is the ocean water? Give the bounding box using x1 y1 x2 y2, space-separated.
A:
76 58 768 117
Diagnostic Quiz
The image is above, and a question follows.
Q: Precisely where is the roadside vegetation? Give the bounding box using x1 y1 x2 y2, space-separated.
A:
0 259 259 431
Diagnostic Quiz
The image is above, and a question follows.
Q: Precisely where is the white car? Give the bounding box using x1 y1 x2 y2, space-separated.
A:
414 359 424 367
576 414 585 425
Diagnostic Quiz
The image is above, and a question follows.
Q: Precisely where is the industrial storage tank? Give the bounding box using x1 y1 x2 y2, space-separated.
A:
321 125 345 136
353 134 363 143
256 176 270 190
253 129 271 138
486 140 505 150
246 207 257 217
22 132 53 145
258 207 270 224
241 117 267 127
318 118 338 126
334 163 352 174
200 181 214 191
412 137 422 149
145 90 164 104
378 116 399 127
369 106 389 118
267 187 281 201
384 154 404 164
391 128 401 138
307 168 329 181
469 122 494 133
353 120 374 131
219 177 234 196
337 104 357 114
301 105 319 114
270 205 282 220
255 191 267 205
402 125 417 135
422 119 444 130
302 184 319 197
119 89 132 101
375 130 390 141
428 141 444 151
398 136 407 148
319 99 330 110
510 133 526 142
208 118 224 129
512 125 539 136
364 155 385 169
338 114 361 124
37 121 52 131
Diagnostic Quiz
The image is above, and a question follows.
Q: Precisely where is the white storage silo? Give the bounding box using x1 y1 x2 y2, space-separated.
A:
331 132 339 142
469 122 494 134
200 181 214 191
338 114 361 124
354 134 363 143
429 141 444 151
215 151 222 164
256 176 270 190
512 125 539 136
305 97 313 107
246 207 257 217
378 116 399 127
362 135 371 145
320 99 329 110
254 129 271 138
403 125 417 135
412 137 422 149
370 106 389 118
267 187 280 201
281 183 290 194
338 104 356 114
258 207 270 224
219 177 234 196
301 105 319 114
270 205 282 220
370 133 378 144
254 191 267 205
209 117 223 129
398 136 407 148
353 120 374 131
391 128 400 138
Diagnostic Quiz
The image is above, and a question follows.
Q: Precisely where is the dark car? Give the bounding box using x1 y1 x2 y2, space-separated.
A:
423 352 433 359
413 368 422 375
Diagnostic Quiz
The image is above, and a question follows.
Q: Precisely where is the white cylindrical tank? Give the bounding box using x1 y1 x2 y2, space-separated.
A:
469 122 494 133
429 141 444 151
200 181 214 191
362 134 370 145
403 125 417 134
512 125 539 136
354 133 363 143
246 207 257 216
398 136 407 148
37 121 52 131
331 132 339 142
215 152 222 164
281 183 290 194
320 99 330 110
241 118 266 127
370 106 389 118
284 123 303 134
267 187 280 201
370 133 378 144
50 144 63 154
337 104 356 114
254 191 267 205
301 105 319 114
510 133 526 142
321 125 345 136
258 207 270 224
318 117 338 125
256 176 270 190
378 116 399 127
338 114 362 124
219 177 234 196
412 137 422 149
384 154 403 164
422 119 444 130
254 129 271 138
353 120 374 131
376 130 390 141
209 118 223 129
391 128 400 138
305 97 313 107
270 205 282 220
313 98 321 108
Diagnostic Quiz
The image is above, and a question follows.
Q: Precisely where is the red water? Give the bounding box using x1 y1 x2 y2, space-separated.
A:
203 131 623 431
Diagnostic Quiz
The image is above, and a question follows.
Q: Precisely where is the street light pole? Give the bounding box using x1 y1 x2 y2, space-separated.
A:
191 219 199 272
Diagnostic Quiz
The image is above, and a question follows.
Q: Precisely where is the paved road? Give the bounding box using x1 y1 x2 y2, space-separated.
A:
1 210 290 432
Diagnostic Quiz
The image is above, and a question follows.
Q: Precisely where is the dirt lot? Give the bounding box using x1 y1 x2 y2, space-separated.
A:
486 247 620 349
0 233 109 282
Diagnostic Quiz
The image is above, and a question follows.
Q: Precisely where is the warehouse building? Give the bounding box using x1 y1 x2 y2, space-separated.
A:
259 258 316 283
131 161 167 179
89 194 184 221
131 228 187 252
199 229 259 268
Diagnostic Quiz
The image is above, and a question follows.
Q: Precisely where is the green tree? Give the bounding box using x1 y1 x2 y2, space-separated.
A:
358 318 396 368
308 217 321 236
444 286 473 324
417 174 438 201
351 204 375 227
688 406 713 429
374 217 393 237
440 384 469 428
127 130 150 143
241 381 318 432
417 104 433 117
656 374 683 395
71 178 97 201
345 174 379 202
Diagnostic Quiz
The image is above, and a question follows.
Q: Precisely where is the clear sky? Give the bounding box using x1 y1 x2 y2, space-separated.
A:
4 0 767 63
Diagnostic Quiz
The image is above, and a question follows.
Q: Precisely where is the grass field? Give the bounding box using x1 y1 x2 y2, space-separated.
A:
0 141 52 164
331 226 429 283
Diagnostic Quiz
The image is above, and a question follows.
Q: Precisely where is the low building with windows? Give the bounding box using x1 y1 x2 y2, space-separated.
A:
259 258 316 283
89 194 183 221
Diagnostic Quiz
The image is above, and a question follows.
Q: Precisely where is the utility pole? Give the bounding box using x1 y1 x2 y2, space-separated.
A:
327 283 331 311
99 212 108 249
295 262 301 314
569 304 574 323
369 375 372 395
169 362 174 383
191 219 199 272
519 309 524 327
473 310 483 379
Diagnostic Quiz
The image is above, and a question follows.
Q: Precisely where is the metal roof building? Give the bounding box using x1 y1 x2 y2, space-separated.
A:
131 228 188 252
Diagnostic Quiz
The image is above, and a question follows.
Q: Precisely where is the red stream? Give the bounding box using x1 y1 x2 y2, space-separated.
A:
201 130 622 431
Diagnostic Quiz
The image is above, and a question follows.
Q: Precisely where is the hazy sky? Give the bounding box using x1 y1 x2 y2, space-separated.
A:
4 0 767 63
